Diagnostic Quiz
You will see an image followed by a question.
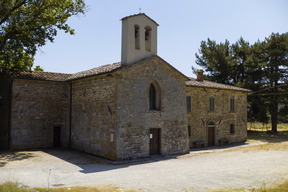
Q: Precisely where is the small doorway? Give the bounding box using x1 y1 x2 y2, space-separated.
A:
149 129 160 155
208 123 215 146
53 126 61 147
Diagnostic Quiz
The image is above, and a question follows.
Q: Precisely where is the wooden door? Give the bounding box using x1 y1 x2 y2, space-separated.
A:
53 126 61 147
149 129 160 155
208 127 214 146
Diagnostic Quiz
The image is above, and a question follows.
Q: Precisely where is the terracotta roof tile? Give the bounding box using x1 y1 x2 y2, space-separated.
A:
4 63 122 82
3 60 250 92
121 13 159 26
186 77 251 92
66 62 122 80
4 69 72 81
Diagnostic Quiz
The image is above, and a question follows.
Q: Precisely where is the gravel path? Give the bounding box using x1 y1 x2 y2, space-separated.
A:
1 142 288 191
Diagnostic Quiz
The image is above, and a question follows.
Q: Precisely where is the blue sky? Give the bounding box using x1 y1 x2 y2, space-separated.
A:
34 0 288 78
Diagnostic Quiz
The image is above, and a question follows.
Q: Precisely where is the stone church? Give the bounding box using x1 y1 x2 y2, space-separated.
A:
0 14 250 160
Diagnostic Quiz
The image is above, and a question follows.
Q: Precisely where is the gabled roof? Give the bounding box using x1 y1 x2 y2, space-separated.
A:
66 62 121 81
117 55 190 81
2 55 189 82
186 77 251 92
2 58 250 92
121 13 159 26
3 69 72 82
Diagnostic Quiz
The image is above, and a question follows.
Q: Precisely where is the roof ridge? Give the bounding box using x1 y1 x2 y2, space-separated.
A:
186 77 251 92
120 13 159 26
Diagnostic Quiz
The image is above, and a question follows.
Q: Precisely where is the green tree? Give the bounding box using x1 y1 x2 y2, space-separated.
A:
194 33 288 132
0 0 86 71
194 37 250 85
251 33 288 132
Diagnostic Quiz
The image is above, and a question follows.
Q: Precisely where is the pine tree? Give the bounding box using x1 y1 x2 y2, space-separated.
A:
194 33 288 132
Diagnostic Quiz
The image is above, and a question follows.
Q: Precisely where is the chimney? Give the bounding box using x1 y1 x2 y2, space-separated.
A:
196 69 204 82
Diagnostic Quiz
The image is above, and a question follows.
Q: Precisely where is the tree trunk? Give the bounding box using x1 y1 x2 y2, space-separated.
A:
271 86 278 132
271 111 278 132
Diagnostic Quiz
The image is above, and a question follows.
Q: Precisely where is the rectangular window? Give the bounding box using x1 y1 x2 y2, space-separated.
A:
209 97 215 112
230 124 235 134
186 96 191 112
230 98 235 112
188 126 191 137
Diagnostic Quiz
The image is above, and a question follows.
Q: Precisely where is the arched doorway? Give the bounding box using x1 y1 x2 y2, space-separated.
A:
208 122 215 146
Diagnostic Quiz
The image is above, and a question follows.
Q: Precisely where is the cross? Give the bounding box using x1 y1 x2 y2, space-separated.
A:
139 8 142 13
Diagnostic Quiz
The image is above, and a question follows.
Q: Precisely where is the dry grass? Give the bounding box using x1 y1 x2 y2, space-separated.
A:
36 185 141 192
248 122 288 132
243 130 288 151
0 182 142 192
2 181 288 192
223 130 288 152
0 182 29 192
209 180 288 192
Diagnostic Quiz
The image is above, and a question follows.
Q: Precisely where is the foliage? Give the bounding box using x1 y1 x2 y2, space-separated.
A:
0 0 86 71
195 32 288 132
33 65 44 71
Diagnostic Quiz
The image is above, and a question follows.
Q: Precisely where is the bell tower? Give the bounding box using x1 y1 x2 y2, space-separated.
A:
121 13 159 66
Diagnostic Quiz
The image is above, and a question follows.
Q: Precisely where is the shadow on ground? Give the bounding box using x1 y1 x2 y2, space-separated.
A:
41 148 180 174
1 131 279 174
0 151 35 167
248 130 288 143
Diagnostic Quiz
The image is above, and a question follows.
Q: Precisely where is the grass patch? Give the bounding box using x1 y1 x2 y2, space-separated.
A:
0 182 142 192
0 182 29 192
209 180 288 192
224 130 288 152
36 185 140 192
248 122 288 132
1 181 288 192
248 130 288 143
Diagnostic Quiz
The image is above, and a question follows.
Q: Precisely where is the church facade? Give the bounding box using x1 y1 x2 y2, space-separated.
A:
0 14 250 160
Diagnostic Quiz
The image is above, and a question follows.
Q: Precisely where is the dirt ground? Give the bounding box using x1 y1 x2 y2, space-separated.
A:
0 139 288 191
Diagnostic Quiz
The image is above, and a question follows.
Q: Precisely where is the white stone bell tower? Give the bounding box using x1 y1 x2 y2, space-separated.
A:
121 13 159 66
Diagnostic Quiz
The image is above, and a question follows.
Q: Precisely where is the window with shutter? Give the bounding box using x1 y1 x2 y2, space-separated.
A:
186 96 191 112
209 97 215 112
230 98 235 112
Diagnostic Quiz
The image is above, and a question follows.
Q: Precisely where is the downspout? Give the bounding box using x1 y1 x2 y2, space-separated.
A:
8 79 14 150
69 82 72 148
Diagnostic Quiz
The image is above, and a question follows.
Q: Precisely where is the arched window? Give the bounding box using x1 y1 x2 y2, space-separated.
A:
149 84 156 110
145 25 152 52
149 81 161 110
134 25 140 50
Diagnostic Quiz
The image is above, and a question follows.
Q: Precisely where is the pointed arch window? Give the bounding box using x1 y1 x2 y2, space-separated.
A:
149 84 156 110
149 82 161 110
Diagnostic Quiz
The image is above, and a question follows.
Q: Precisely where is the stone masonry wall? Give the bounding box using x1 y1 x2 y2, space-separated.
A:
71 74 117 159
186 87 247 147
115 58 189 160
10 79 70 150
0 72 13 150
